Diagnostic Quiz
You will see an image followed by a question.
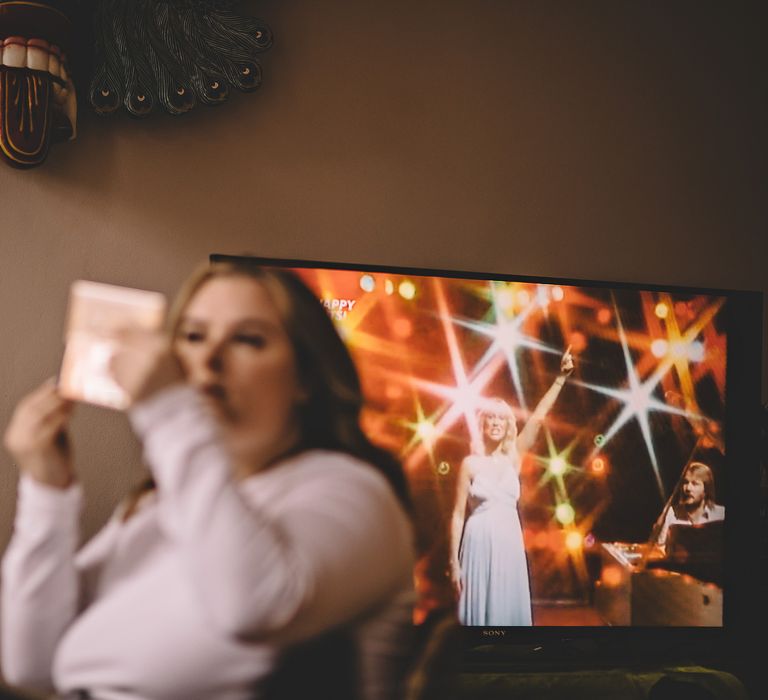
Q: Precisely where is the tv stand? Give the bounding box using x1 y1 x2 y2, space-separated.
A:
455 663 750 700
487 636 748 669
455 637 754 700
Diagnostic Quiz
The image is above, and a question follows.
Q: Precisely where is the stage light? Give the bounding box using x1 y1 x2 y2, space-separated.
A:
650 339 668 358
549 456 567 476
359 274 375 292
399 280 416 300
416 420 437 442
384 279 394 295
655 302 669 319
597 307 612 325
594 434 605 447
496 288 514 310
670 341 688 359
590 457 606 474
551 286 565 301
516 289 530 306
688 340 705 362
437 461 450 476
555 503 575 525
565 531 582 552
568 331 587 353
536 285 549 307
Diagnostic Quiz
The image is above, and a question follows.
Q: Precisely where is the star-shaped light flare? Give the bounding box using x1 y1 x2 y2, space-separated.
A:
399 280 532 469
575 301 703 499
401 400 440 461
534 430 581 501
453 281 561 411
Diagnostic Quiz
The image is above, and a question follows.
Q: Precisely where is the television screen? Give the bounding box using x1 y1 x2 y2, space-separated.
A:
210 254 762 646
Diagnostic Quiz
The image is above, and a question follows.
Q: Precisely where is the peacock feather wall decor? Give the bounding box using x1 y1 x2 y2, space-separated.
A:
0 0 272 168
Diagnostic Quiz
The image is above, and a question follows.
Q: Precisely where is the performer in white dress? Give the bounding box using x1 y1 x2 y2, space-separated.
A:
450 347 574 626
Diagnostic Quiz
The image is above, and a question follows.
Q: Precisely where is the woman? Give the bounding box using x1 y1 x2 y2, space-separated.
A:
1 262 415 700
449 347 574 626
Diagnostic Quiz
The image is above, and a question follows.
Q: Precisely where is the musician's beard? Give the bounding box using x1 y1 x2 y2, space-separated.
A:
679 492 704 510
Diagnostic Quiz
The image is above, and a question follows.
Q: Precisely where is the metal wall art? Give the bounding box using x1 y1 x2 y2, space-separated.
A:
0 0 272 169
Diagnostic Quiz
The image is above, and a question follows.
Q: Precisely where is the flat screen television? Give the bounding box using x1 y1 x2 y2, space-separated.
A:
210 253 763 670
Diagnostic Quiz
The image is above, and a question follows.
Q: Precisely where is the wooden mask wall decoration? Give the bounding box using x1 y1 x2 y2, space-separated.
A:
0 0 78 167
0 0 272 169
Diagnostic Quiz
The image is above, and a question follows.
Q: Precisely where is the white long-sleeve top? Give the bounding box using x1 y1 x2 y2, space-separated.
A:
1 385 416 700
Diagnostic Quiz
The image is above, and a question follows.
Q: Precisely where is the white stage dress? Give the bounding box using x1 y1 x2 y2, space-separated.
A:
458 454 532 626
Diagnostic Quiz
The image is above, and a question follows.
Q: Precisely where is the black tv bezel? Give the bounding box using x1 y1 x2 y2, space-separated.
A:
210 253 764 667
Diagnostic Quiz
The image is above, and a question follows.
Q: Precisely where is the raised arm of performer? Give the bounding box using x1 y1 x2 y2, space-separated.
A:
516 346 575 455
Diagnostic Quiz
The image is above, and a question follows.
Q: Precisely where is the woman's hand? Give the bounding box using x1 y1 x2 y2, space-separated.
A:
110 329 185 406
3 379 75 488
560 344 575 376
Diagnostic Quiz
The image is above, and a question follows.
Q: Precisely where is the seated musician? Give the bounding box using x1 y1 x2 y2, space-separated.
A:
656 461 725 548
654 462 725 585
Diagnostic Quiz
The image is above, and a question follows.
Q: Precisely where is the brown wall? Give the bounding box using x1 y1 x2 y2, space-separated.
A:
1 0 765 553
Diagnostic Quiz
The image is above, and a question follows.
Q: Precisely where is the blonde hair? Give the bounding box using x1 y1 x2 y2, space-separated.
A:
473 398 518 456
124 260 410 518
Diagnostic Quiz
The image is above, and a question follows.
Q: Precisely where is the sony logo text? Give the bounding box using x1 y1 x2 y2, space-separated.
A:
482 629 506 637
